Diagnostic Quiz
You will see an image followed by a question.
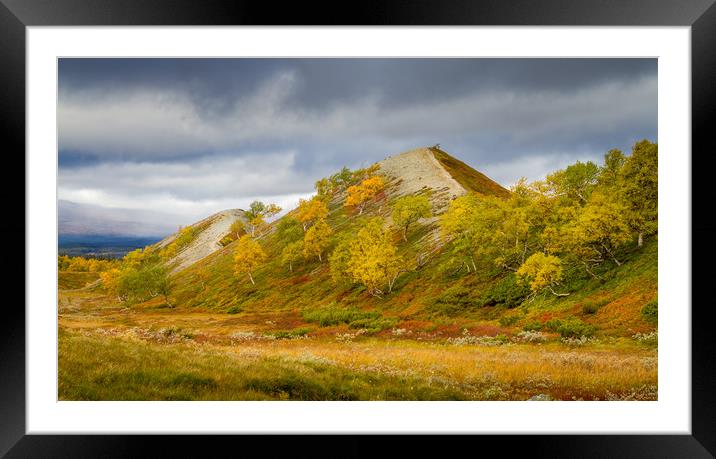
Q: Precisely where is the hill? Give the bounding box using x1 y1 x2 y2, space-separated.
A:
156 209 246 273
430 147 511 198
379 146 509 210
162 146 656 339
59 144 658 401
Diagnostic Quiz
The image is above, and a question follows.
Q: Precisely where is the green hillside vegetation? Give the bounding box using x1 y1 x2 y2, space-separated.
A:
430 146 511 198
103 141 657 341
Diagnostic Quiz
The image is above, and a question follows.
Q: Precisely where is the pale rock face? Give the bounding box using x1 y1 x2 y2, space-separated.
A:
378 147 467 213
162 147 502 273
377 148 469 249
156 209 246 273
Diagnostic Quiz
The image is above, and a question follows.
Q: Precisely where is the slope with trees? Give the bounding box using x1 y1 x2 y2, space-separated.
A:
101 142 658 338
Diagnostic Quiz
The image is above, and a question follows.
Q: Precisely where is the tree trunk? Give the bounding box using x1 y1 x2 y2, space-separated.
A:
318 253 322 262
289 263 293 273
600 243 621 266
501 263 517 272
403 226 408 242
582 262 600 280
638 232 644 247
548 286 570 297
388 271 402 293
248 272 255 285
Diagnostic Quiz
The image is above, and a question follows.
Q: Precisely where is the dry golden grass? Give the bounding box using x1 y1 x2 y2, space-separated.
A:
59 288 657 401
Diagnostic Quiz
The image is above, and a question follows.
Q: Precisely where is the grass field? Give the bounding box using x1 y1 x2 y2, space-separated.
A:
58 287 657 401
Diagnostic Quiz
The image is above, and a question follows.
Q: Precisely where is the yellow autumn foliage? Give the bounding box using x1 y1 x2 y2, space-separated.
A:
345 175 385 214
233 235 267 285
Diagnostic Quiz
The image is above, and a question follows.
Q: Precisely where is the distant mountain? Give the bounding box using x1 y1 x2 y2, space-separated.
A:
58 200 183 238
58 234 162 258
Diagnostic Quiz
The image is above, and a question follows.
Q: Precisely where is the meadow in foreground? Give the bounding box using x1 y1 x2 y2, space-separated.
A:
59 289 656 401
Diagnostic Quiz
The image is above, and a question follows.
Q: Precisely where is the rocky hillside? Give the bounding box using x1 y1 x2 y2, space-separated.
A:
156 209 246 273
150 146 656 338
379 147 508 211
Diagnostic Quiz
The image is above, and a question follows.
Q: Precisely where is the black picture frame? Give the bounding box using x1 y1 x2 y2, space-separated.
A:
3 0 714 456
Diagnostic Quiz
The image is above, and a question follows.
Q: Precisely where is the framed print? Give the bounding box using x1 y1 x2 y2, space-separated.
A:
4 0 715 456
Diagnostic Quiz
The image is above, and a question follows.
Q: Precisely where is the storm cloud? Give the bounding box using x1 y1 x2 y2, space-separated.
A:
58 58 657 236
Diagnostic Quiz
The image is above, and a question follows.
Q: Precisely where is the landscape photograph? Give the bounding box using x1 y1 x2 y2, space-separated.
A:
57 58 658 401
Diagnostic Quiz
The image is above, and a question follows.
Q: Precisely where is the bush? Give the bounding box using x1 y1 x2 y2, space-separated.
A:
219 235 235 247
633 331 658 346
581 303 598 315
270 328 310 339
429 285 475 316
498 315 519 327
448 334 508 346
516 330 547 343
348 317 397 333
555 318 596 338
581 298 609 315
478 275 530 308
302 305 380 327
561 336 598 346
523 321 543 332
641 300 658 325
160 327 193 340
544 318 563 332
227 305 242 314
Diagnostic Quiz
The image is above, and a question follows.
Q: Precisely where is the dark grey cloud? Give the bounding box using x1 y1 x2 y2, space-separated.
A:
59 58 655 113
58 58 657 235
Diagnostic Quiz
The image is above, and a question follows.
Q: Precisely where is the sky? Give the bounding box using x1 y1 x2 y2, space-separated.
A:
58 58 657 237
